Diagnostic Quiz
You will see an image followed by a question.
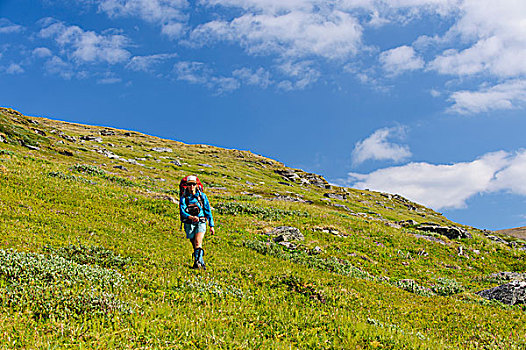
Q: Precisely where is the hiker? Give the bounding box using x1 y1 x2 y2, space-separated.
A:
180 175 215 269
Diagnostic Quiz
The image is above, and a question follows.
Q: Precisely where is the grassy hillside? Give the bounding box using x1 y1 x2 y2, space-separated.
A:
496 227 526 240
1 107 525 349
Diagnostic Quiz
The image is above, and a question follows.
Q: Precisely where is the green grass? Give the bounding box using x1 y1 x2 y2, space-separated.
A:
1 107 525 349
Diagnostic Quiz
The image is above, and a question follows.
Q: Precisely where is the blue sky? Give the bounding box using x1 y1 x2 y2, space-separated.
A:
1 0 526 230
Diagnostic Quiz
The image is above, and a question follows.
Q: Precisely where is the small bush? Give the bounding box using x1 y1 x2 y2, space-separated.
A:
44 244 133 269
431 277 465 296
103 174 136 187
71 164 105 176
218 202 309 221
0 249 130 319
243 240 372 280
393 279 434 297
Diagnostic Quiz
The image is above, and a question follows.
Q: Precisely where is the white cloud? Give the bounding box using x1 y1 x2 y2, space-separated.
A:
352 126 412 165
33 47 53 58
346 150 526 210
276 60 320 90
39 19 131 64
173 61 241 93
126 53 178 72
232 67 272 88
448 80 526 114
429 0 526 79
380 45 424 75
43 55 76 79
98 0 189 39
5 63 24 74
190 7 363 60
0 18 23 34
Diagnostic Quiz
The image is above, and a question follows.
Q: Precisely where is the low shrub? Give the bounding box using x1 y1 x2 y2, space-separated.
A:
44 244 133 269
71 164 105 176
218 202 309 221
431 277 465 296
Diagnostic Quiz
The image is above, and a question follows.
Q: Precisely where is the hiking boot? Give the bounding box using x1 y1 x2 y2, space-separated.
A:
195 248 206 270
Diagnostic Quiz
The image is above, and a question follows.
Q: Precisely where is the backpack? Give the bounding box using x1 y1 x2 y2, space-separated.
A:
179 175 205 224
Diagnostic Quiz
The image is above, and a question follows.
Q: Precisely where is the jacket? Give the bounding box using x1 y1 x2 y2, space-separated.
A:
179 191 214 227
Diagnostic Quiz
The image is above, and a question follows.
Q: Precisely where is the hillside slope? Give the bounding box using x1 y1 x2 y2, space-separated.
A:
497 226 526 240
1 107 525 349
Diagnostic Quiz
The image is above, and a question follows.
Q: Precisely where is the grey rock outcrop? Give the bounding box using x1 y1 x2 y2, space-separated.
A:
151 147 172 152
324 193 347 200
169 159 182 166
274 169 329 188
268 226 304 242
100 129 115 136
80 135 103 142
477 281 526 305
415 223 472 239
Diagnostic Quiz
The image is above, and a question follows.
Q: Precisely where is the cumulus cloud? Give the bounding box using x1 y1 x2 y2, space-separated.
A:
126 53 178 72
0 18 23 34
448 80 526 114
352 126 412 165
97 0 189 38
429 0 526 79
5 63 24 74
232 67 272 88
346 150 526 210
190 5 364 61
39 19 131 64
32 47 53 58
380 45 424 75
173 61 241 93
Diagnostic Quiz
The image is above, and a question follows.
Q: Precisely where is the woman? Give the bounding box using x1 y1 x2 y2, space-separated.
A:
179 175 215 269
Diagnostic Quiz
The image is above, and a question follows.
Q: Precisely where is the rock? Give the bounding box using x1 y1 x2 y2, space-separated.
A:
113 165 128 171
333 203 352 211
94 148 120 159
268 226 304 242
477 280 526 305
246 181 255 186
324 193 347 200
60 133 76 142
23 143 39 150
397 219 418 227
488 272 526 282
278 241 297 249
272 194 311 203
169 159 182 166
274 169 329 188
80 135 103 142
151 147 172 152
32 128 46 136
415 224 472 239
0 135 6 143
485 235 508 244
278 181 293 187
198 163 213 168
100 129 115 136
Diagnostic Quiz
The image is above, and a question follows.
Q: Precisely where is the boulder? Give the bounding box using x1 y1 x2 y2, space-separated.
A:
415 224 471 239
324 193 347 200
100 129 115 136
268 226 304 242
151 147 172 152
170 159 182 166
80 135 103 142
477 281 526 305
